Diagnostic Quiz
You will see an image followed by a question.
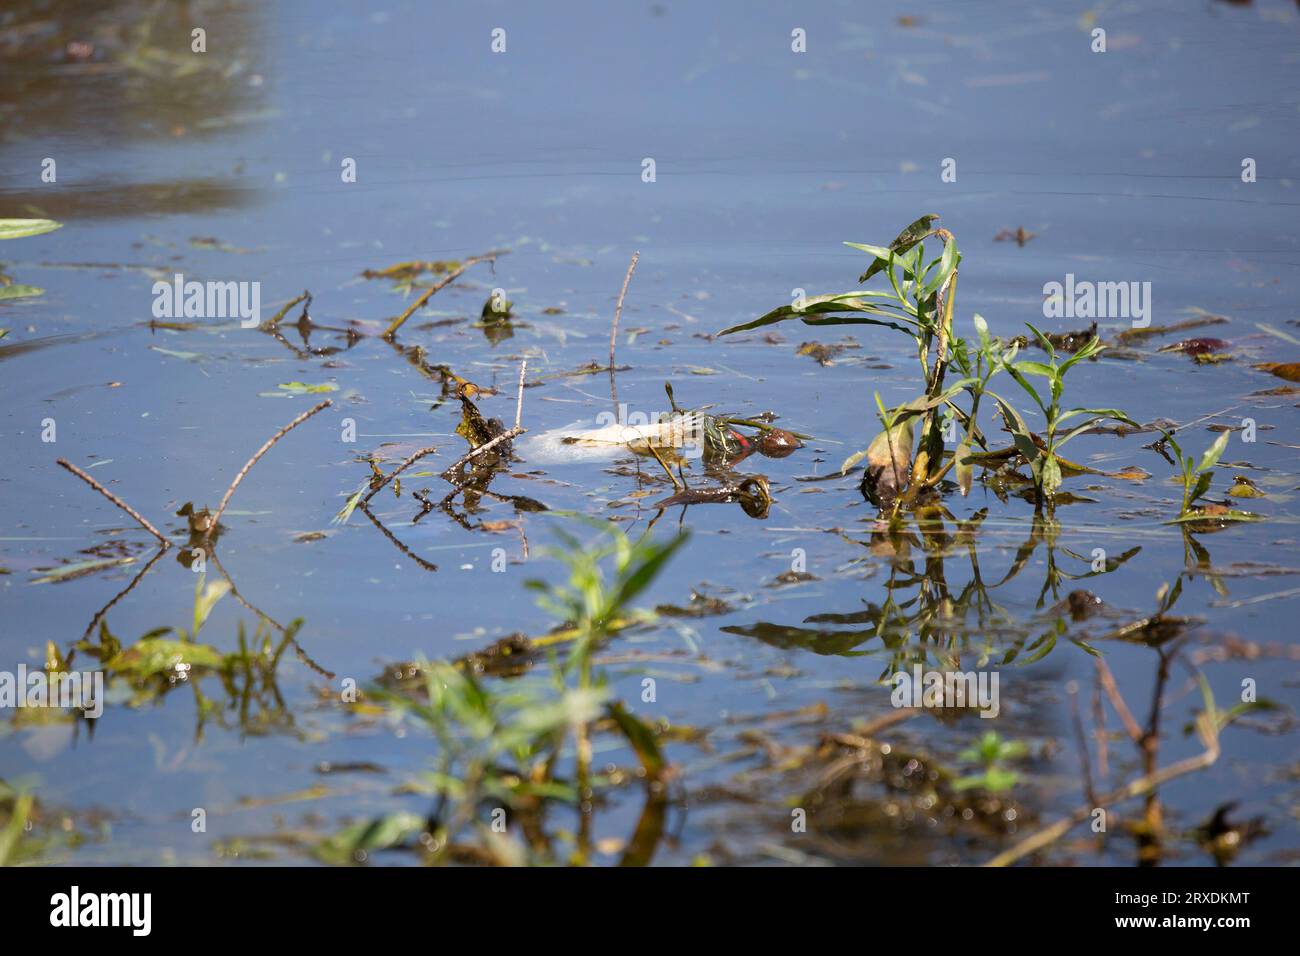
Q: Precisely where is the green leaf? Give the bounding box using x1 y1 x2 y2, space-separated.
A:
860 418 915 507
843 242 892 261
890 380 978 418
106 638 226 678
0 792 35 866
606 702 666 780
1040 455 1063 497
1058 335 1105 373
955 435 975 497
1168 508 1261 524
1196 431 1231 474
277 381 338 394
502 686 608 745
1053 409 1139 449
855 214 939 283
840 446 870 475
993 395 1035 448
611 532 690 613
921 238 959 298
1024 322 1055 360
1189 470 1213 505
30 556 135 584
717 292 915 336
0 284 44 301
1012 360 1055 379
873 390 891 425
1014 432 1041 462
1162 431 1184 464
0 219 62 240
192 578 231 636
314 812 425 865
1001 363 1046 413
1054 407 1138 429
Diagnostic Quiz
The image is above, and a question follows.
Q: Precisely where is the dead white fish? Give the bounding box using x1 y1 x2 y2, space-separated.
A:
522 415 705 464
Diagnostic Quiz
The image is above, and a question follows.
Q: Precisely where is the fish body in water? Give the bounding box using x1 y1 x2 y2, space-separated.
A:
521 414 706 464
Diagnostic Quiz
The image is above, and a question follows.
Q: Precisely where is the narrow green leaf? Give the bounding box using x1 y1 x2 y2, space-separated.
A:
854 214 939 283
0 284 44 301
0 219 62 240
1196 431 1231 474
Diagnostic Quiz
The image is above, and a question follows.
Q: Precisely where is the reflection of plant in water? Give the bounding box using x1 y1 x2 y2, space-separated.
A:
0 783 36 866
320 520 686 866
0 781 103 866
724 505 1138 673
0 219 62 301
54 575 306 740
738 711 1033 865
954 731 1028 793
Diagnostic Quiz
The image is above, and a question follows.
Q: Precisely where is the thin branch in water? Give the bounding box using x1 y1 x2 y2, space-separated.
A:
57 459 171 547
1092 675 1109 780
439 426 522 484
204 400 333 543
357 502 438 572
643 442 683 491
261 290 311 331
514 358 528 430
208 549 336 680
362 444 438 505
1068 679 1098 808
80 545 168 642
608 251 640 406
382 254 499 340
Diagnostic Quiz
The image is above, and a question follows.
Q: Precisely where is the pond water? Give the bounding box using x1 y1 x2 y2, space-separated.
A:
1 0 1298 866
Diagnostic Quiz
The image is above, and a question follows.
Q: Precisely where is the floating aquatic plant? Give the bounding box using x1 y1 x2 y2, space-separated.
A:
721 216 1139 516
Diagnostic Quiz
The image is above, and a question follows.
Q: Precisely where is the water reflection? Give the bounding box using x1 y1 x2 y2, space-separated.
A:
724 506 1142 670
0 0 267 218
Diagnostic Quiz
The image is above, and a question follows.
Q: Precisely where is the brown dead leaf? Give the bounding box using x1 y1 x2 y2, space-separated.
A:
1255 362 1300 383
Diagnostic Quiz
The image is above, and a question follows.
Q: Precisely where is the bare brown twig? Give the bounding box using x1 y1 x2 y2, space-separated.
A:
204 400 333 542
439 426 523 481
80 545 168 641
362 444 439 505
357 502 439 573
56 459 171 547
382 254 499 340
207 549 337 679
514 358 527 429
261 290 311 331
608 251 640 406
